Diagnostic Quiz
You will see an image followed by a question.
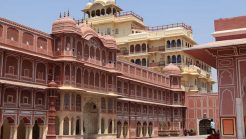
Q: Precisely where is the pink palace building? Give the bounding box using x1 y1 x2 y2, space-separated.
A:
0 12 186 139
186 15 246 139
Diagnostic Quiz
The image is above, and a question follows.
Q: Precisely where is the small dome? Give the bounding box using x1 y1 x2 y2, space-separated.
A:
163 64 181 75
52 16 79 34
86 2 93 6
80 24 99 40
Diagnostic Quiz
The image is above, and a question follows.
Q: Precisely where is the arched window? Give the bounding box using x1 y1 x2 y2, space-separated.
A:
135 44 141 53
130 45 134 53
6 55 18 76
172 55 177 63
55 38 61 52
177 39 181 47
7 27 18 41
37 37 47 50
135 59 141 65
167 40 171 48
177 55 181 63
167 56 171 64
36 63 46 81
20 90 32 105
54 65 61 83
142 43 147 52
142 58 147 66
22 59 33 79
63 117 69 135
96 10 100 16
148 122 153 137
23 32 34 46
171 40 176 48
130 59 135 63
106 8 112 15
101 98 106 110
101 9 105 16
91 11 95 17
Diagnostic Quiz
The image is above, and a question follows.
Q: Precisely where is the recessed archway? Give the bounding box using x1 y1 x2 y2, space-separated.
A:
199 119 211 135
83 102 99 135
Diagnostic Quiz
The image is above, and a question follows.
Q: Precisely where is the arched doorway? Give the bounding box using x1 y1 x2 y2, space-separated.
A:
199 119 211 135
136 122 141 137
17 119 26 139
142 122 147 137
123 121 128 138
32 120 40 139
83 102 99 135
1 119 11 139
148 122 153 137
116 121 121 138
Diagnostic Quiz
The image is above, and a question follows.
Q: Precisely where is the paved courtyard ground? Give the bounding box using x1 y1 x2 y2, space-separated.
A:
154 135 208 139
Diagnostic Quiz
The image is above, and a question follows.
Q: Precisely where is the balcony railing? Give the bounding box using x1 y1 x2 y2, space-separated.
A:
132 23 192 32
149 61 165 67
116 11 144 21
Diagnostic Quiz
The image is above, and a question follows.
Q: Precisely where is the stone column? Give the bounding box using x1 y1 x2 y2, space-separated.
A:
25 125 33 139
72 117 76 135
98 114 101 134
105 117 108 134
68 117 71 135
236 98 245 139
39 125 46 139
46 85 58 139
80 116 83 135
59 118 64 135
9 124 17 139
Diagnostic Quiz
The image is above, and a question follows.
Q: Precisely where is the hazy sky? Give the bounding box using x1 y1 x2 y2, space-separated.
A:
1 0 246 92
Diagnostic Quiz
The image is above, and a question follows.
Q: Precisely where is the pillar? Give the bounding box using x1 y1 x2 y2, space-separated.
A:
9 124 17 139
46 87 58 139
80 116 83 135
39 125 46 139
59 118 64 135
98 114 101 134
236 98 245 139
25 125 33 139
105 117 108 134
68 118 71 135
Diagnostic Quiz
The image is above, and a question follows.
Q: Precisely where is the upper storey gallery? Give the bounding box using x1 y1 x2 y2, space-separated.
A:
0 16 182 91
0 16 118 69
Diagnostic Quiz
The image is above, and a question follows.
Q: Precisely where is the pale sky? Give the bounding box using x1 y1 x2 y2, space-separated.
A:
1 0 246 92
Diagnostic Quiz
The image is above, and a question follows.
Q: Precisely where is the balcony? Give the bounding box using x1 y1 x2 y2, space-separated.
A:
116 11 144 22
149 61 165 67
148 46 165 52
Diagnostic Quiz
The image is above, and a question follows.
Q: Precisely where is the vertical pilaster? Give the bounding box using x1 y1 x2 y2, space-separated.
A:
9 124 17 139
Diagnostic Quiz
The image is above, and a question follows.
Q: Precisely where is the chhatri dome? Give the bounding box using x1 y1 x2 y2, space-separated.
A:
94 0 115 4
163 63 181 75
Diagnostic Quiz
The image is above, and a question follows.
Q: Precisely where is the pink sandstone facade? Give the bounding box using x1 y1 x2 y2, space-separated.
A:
186 15 246 139
0 14 186 139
